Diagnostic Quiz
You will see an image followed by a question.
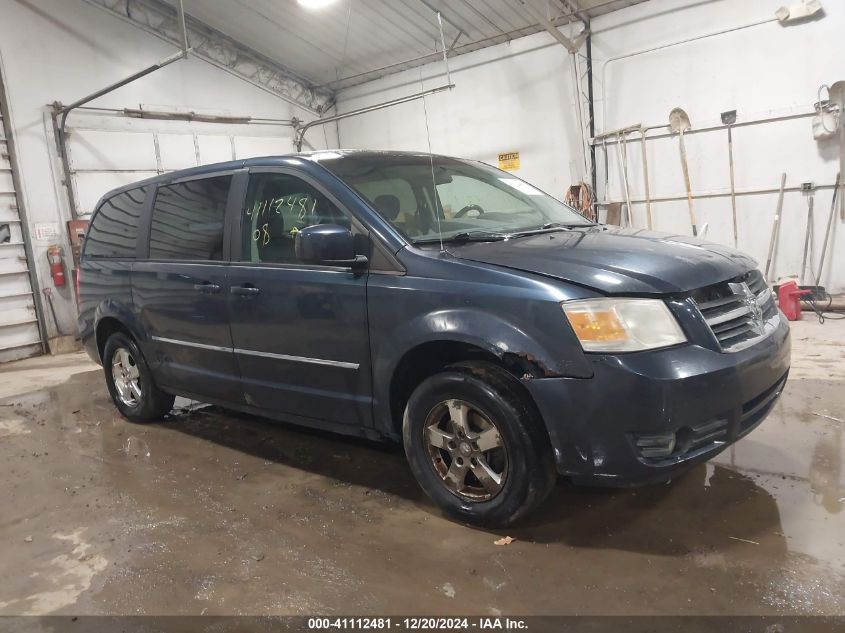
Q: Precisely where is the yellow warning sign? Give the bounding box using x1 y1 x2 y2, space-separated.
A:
498 151 520 171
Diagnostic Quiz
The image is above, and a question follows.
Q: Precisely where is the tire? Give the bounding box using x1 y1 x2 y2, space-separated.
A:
103 331 174 423
403 361 556 527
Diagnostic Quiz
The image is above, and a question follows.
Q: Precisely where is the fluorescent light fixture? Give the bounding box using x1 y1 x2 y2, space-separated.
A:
298 0 339 9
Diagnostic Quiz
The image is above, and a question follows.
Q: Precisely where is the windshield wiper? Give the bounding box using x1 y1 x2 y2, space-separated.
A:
507 223 577 238
413 230 507 245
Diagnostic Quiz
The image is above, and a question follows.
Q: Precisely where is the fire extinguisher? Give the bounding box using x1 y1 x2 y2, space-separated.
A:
47 244 66 287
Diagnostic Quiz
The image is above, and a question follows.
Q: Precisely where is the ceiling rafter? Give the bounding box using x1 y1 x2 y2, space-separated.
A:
517 0 589 53
85 0 649 95
360 0 443 53
232 0 370 76
557 0 591 25
417 0 474 38
81 0 334 113
474 0 519 33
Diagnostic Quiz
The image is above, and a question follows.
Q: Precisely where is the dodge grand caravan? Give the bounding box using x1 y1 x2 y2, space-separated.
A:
78 151 790 526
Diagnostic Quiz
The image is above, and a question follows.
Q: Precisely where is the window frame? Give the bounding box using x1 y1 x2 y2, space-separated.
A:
140 170 238 263
231 167 400 273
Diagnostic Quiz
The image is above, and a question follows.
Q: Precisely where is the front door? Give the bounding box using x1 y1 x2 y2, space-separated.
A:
133 173 241 403
227 169 372 428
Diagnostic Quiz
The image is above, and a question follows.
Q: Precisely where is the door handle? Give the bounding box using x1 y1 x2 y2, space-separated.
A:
230 285 261 296
193 282 221 294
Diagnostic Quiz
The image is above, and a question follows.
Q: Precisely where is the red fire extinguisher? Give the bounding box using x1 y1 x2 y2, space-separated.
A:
47 244 66 287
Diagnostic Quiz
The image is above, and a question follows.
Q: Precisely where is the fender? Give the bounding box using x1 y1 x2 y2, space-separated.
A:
370 307 593 437
393 308 591 377
77 259 139 364
80 299 147 366
94 299 148 346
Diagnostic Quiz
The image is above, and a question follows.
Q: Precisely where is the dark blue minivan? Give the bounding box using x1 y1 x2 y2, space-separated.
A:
78 151 790 526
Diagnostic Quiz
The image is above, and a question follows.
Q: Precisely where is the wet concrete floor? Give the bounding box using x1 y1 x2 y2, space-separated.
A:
0 320 843 615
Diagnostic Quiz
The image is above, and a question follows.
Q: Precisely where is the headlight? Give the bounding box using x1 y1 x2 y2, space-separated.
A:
562 298 686 352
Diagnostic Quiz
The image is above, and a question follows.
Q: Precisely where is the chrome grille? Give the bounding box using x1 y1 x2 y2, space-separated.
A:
692 270 778 352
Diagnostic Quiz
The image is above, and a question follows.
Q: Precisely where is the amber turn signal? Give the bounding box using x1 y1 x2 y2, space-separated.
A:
562 298 686 352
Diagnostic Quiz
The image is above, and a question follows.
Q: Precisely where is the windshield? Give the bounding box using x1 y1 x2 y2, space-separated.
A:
320 154 593 243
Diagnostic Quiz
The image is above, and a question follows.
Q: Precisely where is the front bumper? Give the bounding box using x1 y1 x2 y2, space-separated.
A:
526 313 791 484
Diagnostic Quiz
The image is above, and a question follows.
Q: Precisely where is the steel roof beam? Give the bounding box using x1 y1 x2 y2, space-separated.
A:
517 0 589 53
81 0 333 114
323 11 581 91
557 0 591 27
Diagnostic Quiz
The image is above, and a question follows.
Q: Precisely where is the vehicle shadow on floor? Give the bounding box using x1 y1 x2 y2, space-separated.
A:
511 464 787 557
160 402 787 558
164 403 423 500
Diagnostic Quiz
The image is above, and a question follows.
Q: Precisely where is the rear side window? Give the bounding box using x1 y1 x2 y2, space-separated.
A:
149 176 231 261
84 187 148 258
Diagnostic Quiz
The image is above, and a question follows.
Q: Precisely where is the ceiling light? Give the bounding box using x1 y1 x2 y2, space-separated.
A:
297 0 339 9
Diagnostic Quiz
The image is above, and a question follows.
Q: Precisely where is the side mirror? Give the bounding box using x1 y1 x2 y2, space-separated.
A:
295 224 368 269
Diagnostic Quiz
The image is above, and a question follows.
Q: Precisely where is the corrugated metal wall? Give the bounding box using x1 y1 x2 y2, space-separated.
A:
0 72 41 363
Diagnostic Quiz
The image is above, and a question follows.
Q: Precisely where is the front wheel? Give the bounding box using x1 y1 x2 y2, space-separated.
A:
403 362 556 527
103 332 174 423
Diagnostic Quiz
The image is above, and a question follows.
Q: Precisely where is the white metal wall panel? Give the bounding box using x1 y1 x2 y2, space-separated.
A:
233 136 292 160
157 133 200 171
68 128 158 215
0 169 13 192
74 171 156 218
0 111 40 363
69 129 157 170
197 136 235 164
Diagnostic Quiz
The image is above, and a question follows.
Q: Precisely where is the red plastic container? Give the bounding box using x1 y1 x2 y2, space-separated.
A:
777 280 811 321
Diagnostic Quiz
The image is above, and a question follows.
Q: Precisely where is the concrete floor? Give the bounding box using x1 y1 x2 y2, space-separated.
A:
0 319 843 616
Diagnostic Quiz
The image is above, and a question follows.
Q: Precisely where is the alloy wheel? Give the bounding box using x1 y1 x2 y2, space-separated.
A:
424 399 508 501
111 347 142 407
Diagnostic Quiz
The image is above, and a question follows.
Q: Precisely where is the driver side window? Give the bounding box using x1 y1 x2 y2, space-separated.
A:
242 173 350 264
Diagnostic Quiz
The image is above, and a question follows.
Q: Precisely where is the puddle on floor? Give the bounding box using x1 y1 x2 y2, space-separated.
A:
0 353 842 616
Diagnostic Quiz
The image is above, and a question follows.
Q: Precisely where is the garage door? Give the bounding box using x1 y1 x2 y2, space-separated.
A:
64 109 297 217
0 84 41 363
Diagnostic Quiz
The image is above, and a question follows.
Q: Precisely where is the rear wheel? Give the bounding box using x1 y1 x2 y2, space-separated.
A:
403 362 556 527
103 331 174 423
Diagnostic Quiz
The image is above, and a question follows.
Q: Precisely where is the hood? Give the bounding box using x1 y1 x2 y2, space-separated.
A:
450 226 757 294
